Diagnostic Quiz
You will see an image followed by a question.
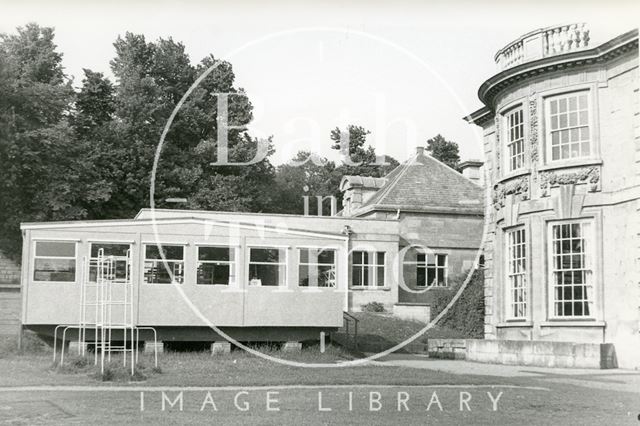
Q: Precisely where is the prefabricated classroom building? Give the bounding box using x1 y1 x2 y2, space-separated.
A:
20 209 400 344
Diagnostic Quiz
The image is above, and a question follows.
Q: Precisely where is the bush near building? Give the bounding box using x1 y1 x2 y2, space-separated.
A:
430 269 484 338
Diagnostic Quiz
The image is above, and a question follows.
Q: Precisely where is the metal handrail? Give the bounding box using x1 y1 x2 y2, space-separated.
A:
343 311 359 350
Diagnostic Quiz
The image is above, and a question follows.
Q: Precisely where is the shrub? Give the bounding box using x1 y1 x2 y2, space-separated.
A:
430 269 484 338
362 301 385 312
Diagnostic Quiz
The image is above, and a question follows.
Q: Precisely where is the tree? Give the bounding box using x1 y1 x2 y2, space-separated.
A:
330 124 399 179
0 26 280 259
425 134 460 171
101 33 277 217
273 151 341 215
0 24 104 259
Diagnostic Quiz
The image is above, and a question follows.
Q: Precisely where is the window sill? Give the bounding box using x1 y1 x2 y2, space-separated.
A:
538 158 602 172
540 320 606 327
349 286 390 291
498 169 530 184
496 321 533 328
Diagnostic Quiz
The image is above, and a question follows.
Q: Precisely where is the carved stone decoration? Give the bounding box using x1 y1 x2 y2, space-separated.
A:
494 115 501 176
492 176 530 209
529 98 539 165
538 166 600 197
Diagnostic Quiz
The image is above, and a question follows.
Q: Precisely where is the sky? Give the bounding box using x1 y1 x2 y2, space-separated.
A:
1 0 638 165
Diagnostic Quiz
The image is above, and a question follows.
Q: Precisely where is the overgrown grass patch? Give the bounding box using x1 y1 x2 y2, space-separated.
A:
0 331 49 358
52 354 163 382
344 312 468 347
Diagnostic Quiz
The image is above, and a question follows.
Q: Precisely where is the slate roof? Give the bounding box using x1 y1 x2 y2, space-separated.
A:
351 151 484 216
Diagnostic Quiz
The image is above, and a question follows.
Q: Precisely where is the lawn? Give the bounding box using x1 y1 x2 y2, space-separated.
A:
335 312 469 352
0 334 500 388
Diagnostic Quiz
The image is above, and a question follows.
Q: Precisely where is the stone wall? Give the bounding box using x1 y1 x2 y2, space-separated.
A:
428 338 617 369
0 250 21 336
0 250 20 285
465 339 617 369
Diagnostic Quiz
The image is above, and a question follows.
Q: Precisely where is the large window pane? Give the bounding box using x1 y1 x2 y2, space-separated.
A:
351 250 385 287
89 243 131 282
402 248 447 288
550 221 592 317
34 258 75 282
506 228 527 318
143 244 184 284
197 246 234 285
35 241 76 257
249 248 286 286
546 92 590 161
505 107 525 172
33 241 76 282
298 248 336 287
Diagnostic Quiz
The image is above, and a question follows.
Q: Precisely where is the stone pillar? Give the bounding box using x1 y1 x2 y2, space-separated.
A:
282 341 302 352
144 341 164 354
68 341 88 354
211 341 231 355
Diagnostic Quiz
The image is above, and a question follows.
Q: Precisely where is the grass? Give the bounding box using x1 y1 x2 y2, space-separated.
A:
0 331 48 358
340 312 469 350
0 341 504 388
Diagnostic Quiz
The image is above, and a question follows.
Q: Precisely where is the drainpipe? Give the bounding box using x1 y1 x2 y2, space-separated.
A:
341 226 353 312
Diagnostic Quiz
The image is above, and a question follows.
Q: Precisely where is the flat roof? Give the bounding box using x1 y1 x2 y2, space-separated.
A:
133 208 399 222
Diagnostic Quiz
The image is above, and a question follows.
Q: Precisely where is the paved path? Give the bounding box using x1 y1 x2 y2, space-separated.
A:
2 354 640 425
371 353 640 394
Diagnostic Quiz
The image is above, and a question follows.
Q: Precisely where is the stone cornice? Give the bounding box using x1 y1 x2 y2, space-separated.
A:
477 29 638 109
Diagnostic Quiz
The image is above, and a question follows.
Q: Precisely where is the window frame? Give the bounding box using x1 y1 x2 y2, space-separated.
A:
543 89 593 164
350 250 386 288
415 253 448 288
88 242 132 284
505 227 528 320
503 105 526 173
142 243 186 285
297 247 337 288
547 219 595 320
32 240 78 284
196 245 237 286
247 246 288 287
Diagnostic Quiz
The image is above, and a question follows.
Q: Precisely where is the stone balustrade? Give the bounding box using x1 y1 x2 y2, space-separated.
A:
495 23 591 70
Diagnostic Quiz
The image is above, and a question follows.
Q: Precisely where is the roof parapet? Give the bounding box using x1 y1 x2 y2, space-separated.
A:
495 23 590 71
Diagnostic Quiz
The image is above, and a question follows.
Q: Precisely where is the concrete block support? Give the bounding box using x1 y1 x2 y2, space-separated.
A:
144 341 164 354
211 341 231 355
68 341 88 354
282 341 302 352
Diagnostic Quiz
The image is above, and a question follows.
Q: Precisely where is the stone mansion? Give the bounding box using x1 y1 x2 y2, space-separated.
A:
465 24 639 369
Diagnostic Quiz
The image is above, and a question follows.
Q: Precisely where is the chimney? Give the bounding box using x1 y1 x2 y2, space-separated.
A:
416 146 425 156
339 176 387 216
459 160 484 185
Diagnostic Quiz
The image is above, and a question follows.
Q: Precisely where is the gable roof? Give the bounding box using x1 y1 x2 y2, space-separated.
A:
350 152 484 216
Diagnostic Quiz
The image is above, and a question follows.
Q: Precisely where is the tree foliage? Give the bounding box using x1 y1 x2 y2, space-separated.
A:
273 125 400 215
0 24 402 260
426 134 461 171
0 24 104 258
0 25 278 260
